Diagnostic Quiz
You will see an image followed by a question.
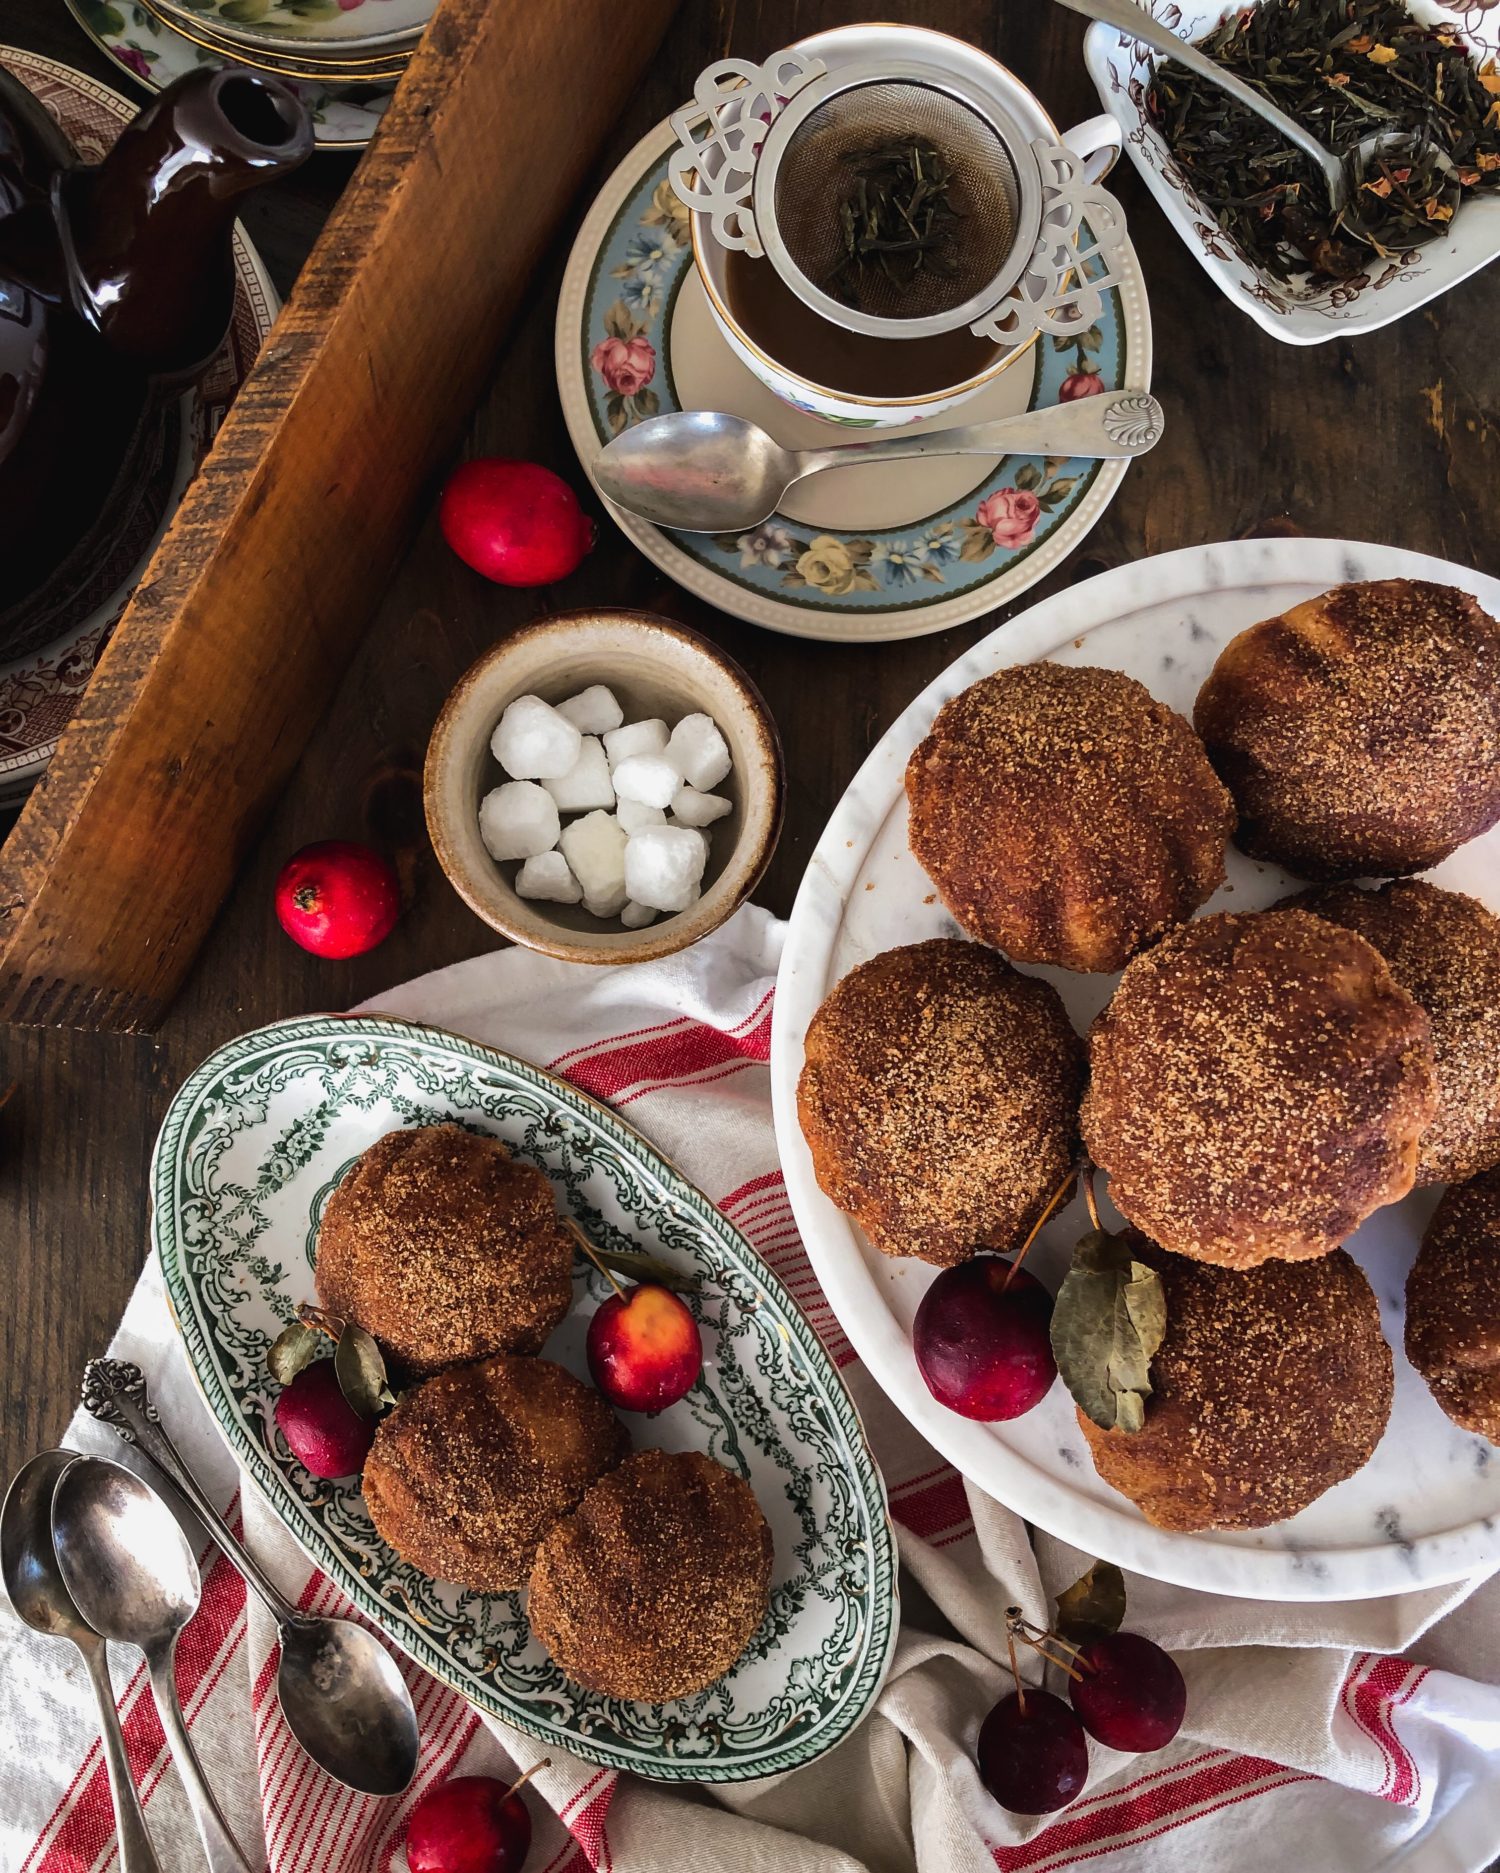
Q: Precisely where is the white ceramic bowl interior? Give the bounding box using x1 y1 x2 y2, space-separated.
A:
1082 0 1500 343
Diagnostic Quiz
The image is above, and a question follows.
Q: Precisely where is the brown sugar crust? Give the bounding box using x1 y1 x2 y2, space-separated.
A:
1194 579 1500 880
796 938 1084 1266
316 1124 574 1377
362 1355 627 1592
905 663 1234 973
1082 910 1437 1267
1406 1169 1500 1443
1281 881 1500 1187
527 1449 773 1700
1079 1240 1393 1530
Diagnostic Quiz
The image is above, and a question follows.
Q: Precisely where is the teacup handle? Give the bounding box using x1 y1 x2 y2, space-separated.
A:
1061 113 1123 184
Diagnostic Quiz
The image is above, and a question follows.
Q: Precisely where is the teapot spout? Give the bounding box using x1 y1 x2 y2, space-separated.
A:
61 68 314 377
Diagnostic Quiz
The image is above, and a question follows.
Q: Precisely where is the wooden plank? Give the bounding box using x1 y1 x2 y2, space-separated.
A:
0 0 677 1031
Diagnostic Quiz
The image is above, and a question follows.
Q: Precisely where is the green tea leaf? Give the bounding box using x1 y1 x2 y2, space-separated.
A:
267 1321 321 1386
334 1321 396 1421
1050 1230 1166 1432
1055 1559 1127 1643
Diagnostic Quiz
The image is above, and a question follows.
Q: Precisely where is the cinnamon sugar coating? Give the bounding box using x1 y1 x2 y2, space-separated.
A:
362 1355 627 1592
1406 1170 1500 1443
1082 910 1437 1267
796 938 1084 1266
1079 1239 1392 1530
316 1124 573 1377
1194 579 1500 879
527 1449 772 1700
905 663 1234 973
1281 880 1500 1186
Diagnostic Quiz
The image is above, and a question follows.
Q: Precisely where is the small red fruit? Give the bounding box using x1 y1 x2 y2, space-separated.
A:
913 1258 1056 1421
977 1688 1089 1814
274 1360 374 1480
274 840 400 959
1070 1632 1186 1752
439 459 594 587
406 1774 532 1873
586 1282 702 1413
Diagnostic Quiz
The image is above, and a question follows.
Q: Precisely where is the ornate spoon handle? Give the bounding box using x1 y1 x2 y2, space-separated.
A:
81 1359 298 1629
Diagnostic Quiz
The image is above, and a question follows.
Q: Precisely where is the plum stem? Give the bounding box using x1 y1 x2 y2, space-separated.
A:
562 1217 626 1300
1002 1164 1077 1290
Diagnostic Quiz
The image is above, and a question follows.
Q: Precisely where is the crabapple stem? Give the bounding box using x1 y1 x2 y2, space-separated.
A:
1001 1165 1077 1291
1082 1163 1102 1233
1007 1614 1087 1684
563 1218 625 1300
501 1759 550 1802
1005 1626 1026 1716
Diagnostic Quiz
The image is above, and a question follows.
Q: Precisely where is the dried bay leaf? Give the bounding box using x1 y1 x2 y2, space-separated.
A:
267 1320 321 1385
1055 1559 1127 1643
334 1320 397 1421
1050 1230 1166 1432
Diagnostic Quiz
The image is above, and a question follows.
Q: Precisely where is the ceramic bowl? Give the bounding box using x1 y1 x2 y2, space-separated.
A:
425 609 785 965
1082 0 1500 345
147 0 429 54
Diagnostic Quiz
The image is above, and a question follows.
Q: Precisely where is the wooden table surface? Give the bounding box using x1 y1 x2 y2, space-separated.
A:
3 0 1497 1509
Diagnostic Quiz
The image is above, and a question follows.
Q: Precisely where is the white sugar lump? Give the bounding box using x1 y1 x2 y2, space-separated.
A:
515 851 583 903
603 718 669 767
612 754 681 810
491 694 581 780
624 824 708 913
543 736 615 814
479 782 560 862
616 798 666 835
560 810 627 911
556 685 623 735
670 783 731 828
664 712 731 791
620 899 658 929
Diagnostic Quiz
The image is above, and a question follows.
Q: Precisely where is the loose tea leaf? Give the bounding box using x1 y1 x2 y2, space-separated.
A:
1055 1559 1128 1644
1050 1230 1167 1432
1146 0 1500 287
267 1321 322 1386
826 141 966 305
334 1321 397 1421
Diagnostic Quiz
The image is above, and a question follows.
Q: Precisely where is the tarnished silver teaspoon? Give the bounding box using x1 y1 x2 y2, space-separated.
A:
594 391 1165 533
81 1359 419 1799
2 1451 163 1873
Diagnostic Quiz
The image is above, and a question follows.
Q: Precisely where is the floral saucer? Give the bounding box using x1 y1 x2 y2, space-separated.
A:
557 121 1153 644
65 0 395 148
0 47 278 807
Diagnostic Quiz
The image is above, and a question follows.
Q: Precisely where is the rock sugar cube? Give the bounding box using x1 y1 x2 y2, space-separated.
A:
560 810 628 916
612 754 680 810
492 694 581 780
620 900 658 929
665 713 731 791
624 824 709 913
616 798 666 835
543 736 615 814
515 851 583 903
479 781 560 862
670 783 732 828
556 685 624 735
603 718 669 767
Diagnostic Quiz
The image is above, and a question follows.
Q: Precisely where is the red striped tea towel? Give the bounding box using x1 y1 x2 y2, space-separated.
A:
5 905 1500 1873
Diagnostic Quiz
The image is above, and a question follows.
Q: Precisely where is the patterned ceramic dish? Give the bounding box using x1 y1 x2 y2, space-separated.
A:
147 0 428 53
1082 0 1500 343
65 0 396 148
556 118 1152 644
0 46 278 808
771 536 1500 1603
135 1 413 82
154 1014 898 1781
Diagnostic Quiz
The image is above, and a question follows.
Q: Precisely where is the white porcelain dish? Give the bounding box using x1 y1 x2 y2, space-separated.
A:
1082 0 1500 344
771 536 1500 1601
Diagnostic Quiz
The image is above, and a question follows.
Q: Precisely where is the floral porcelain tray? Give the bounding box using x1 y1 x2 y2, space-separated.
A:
153 1015 897 1781
1083 0 1500 342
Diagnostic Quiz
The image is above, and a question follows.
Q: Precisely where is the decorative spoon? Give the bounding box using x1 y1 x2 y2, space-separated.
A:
1051 0 1456 217
2 1452 163 1873
82 1359 419 1798
593 391 1165 533
50 1455 257 1873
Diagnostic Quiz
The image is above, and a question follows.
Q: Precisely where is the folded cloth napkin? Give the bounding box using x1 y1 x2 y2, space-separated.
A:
5 904 1500 1873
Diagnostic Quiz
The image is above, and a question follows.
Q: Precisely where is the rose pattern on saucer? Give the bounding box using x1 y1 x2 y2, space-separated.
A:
583 148 1127 613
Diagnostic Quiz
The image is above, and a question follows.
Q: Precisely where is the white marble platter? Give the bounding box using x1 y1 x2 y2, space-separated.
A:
770 537 1500 1601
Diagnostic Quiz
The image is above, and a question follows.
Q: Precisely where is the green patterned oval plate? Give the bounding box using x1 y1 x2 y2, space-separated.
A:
153 1013 897 1781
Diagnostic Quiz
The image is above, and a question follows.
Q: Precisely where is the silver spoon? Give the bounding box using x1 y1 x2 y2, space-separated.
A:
82 1359 418 1799
51 1455 257 1873
1053 0 1456 218
594 391 1165 533
2 1452 163 1873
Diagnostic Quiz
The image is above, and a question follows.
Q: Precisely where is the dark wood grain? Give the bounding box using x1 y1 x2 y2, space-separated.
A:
4 0 1499 1775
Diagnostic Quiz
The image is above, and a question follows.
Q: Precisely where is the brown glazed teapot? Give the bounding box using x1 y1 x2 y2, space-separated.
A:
0 66 313 659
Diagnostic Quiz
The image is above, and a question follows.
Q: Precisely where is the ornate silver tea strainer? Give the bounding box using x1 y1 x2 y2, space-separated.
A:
669 23 1131 346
